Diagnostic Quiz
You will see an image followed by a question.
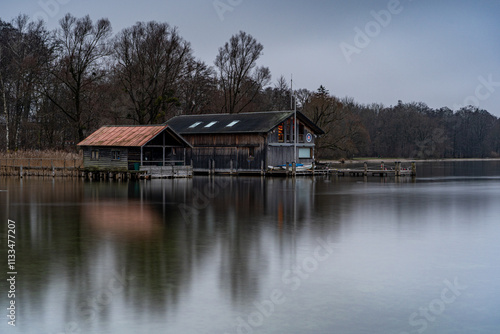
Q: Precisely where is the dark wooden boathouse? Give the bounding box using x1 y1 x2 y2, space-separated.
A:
77 125 193 177
166 111 324 174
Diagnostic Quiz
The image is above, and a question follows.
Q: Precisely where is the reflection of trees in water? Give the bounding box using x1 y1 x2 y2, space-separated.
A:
2 176 350 329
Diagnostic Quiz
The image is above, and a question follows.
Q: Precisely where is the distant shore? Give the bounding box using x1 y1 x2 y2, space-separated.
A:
324 158 500 165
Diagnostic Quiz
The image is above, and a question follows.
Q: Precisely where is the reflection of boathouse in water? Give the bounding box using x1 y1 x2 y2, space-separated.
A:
166 111 324 174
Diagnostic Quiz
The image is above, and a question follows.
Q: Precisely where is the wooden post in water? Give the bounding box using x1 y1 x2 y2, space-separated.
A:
261 160 264 176
364 162 368 176
395 161 400 177
411 162 417 176
292 162 296 176
285 162 289 176
20 165 23 178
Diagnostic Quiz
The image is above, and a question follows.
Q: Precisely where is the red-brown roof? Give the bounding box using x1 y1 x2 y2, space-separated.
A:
77 125 170 147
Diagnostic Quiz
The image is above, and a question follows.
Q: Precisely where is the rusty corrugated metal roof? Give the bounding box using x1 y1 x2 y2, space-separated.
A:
77 125 169 147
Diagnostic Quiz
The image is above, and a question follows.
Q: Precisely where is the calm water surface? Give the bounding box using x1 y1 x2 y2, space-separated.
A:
1 161 500 334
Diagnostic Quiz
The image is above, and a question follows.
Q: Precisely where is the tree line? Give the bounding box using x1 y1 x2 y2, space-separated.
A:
0 14 499 159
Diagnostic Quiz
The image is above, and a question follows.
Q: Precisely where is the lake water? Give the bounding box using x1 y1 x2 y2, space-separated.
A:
1 161 500 334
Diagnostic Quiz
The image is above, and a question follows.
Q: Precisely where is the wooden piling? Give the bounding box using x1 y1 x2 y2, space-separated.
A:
364 162 368 176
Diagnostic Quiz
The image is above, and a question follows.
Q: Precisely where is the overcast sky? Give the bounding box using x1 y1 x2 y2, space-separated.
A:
2 0 500 116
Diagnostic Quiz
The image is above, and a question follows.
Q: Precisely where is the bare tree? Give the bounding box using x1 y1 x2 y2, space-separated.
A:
44 14 112 142
0 16 53 150
113 21 193 124
0 42 9 150
178 59 217 115
215 31 271 114
303 86 369 158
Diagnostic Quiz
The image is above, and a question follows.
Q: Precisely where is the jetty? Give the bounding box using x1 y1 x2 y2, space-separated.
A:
334 161 416 177
1 157 416 179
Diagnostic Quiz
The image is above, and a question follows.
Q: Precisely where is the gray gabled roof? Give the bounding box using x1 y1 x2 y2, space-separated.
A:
166 111 324 135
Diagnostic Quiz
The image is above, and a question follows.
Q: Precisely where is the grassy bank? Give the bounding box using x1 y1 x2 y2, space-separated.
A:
0 150 83 168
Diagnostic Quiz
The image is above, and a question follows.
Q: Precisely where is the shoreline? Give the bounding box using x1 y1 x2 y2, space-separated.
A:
323 158 500 165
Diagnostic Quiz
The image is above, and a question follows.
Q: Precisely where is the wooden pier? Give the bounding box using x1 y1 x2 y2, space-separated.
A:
1 158 416 179
334 161 416 177
266 161 416 177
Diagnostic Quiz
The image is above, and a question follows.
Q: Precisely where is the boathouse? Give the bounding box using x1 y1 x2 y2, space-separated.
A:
166 111 324 173
77 125 192 177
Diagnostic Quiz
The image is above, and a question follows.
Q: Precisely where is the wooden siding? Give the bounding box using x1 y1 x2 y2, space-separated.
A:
82 147 129 171
183 133 266 171
267 120 316 145
266 144 315 166
266 121 316 166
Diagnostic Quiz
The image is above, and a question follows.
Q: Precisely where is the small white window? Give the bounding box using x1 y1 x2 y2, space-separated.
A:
204 121 218 128
189 122 202 128
299 148 312 158
226 120 240 127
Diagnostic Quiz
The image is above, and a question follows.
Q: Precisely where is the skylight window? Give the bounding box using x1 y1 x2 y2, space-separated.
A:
204 121 218 128
226 120 240 127
189 122 202 128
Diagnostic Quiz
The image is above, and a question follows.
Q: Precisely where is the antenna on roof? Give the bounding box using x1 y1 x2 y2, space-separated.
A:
291 74 297 164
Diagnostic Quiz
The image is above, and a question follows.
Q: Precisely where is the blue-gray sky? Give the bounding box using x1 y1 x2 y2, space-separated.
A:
3 0 500 116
